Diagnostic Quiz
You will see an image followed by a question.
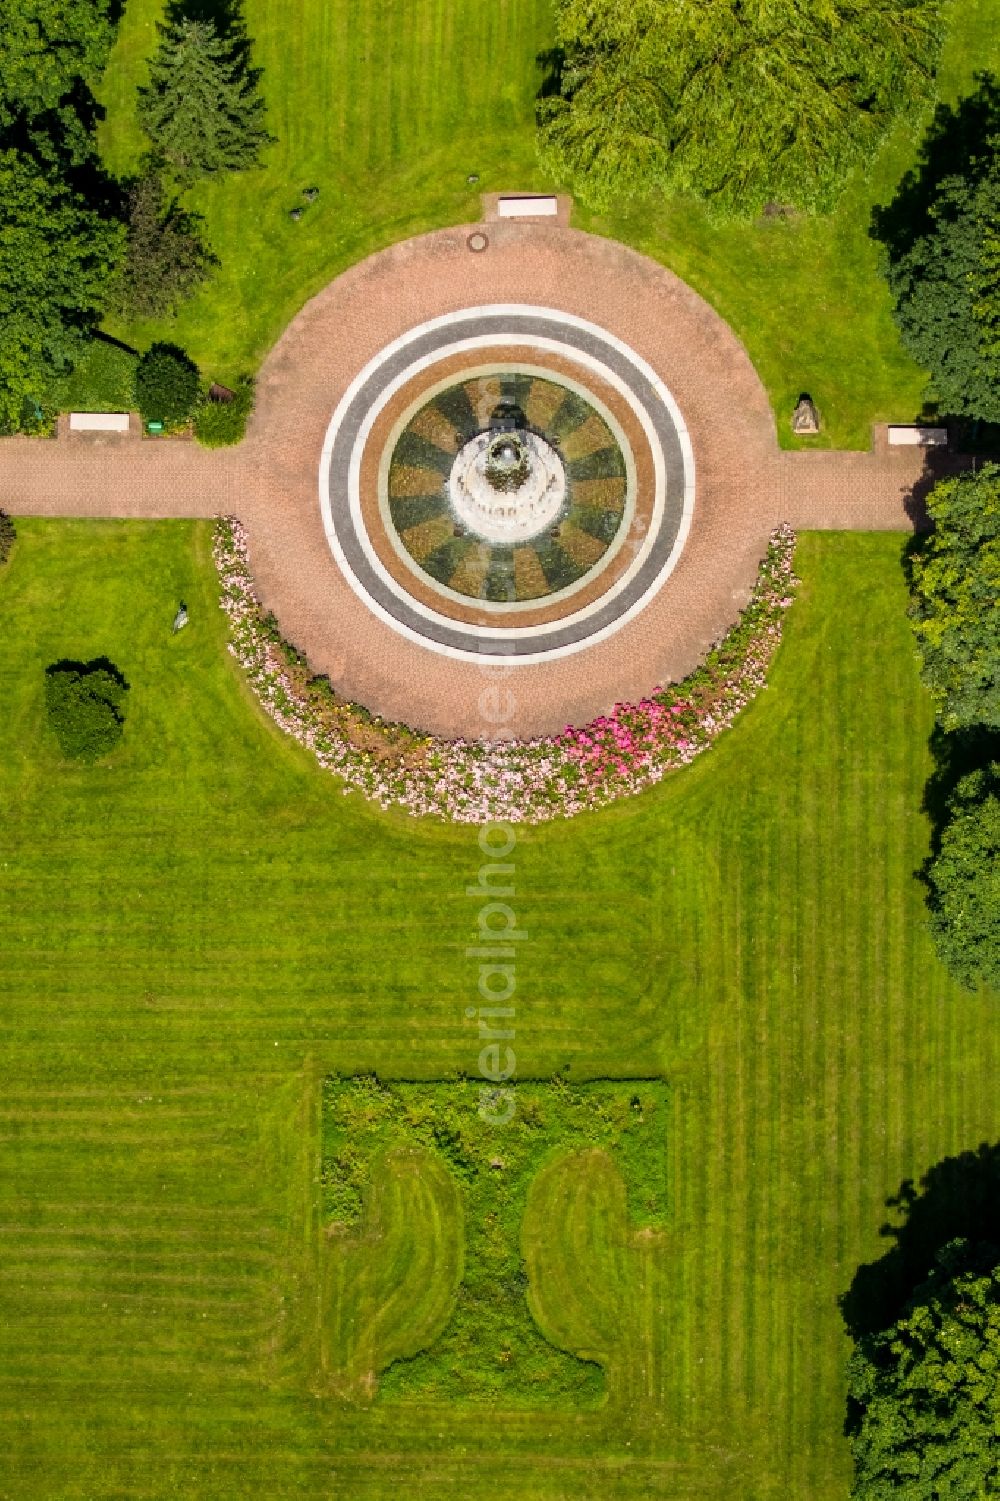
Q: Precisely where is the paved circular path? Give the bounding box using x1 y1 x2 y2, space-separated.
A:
0 221 968 737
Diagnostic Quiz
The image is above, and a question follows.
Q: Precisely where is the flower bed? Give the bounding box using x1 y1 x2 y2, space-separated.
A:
213 518 799 823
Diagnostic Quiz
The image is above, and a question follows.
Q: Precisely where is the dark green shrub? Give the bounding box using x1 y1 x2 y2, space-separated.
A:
49 337 137 414
135 342 200 426
44 659 129 761
193 377 254 447
0 510 15 563
907 466 1000 731
926 762 1000 990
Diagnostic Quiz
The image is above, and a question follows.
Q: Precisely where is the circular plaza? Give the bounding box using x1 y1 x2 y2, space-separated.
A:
240 218 782 737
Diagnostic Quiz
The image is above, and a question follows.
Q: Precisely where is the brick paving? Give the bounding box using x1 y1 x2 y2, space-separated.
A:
0 223 964 738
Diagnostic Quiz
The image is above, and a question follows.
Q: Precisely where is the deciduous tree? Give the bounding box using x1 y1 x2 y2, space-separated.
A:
907 466 1000 731
925 762 1000 991
847 1239 1000 1497
0 147 123 430
883 144 1000 423
0 0 115 125
538 0 943 216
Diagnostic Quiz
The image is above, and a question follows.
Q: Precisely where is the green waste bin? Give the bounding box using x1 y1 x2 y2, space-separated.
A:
147 420 164 434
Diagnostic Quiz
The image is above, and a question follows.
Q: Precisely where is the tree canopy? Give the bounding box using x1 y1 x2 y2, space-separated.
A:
0 0 115 126
925 760 1000 991
881 136 1000 423
847 1239 1000 1498
112 174 214 319
538 0 944 216
137 17 269 177
907 466 1000 731
0 0 125 428
0 147 123 430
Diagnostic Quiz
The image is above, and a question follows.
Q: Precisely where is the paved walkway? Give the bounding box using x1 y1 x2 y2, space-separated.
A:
0 223 966 737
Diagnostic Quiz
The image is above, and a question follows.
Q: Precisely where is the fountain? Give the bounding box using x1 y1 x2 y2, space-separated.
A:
448 428 566 545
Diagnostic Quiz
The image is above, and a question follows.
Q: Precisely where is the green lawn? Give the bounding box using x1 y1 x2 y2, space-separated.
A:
92 0 1000 445
0 520 996 1498
320 1076 671 1406
94 0 555 383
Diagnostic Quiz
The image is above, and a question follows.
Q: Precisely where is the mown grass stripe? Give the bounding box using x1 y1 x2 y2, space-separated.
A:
0 524 997 1497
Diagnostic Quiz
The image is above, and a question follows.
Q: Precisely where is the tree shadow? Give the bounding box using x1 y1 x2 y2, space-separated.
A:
897 447 974 530
45 658 130 693
165 0 259 78
0 80 119 213
840 1143 1000 1343
167 0 242 36
914 723 1000 865
536 47 565 102
871 72 1000 264
90 329 140 359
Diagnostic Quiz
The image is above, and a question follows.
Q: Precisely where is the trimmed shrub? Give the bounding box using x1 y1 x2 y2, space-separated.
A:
51 338 138 414
193 377 254 447
135 342 200 426
0 510 15 563
926 762 1000 990
44 659 129 761
907 466 1000 731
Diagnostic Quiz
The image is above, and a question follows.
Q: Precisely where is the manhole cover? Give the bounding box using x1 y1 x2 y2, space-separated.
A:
467 232 489 253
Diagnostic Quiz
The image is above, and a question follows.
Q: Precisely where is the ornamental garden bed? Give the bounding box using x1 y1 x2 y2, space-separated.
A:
214 517 799 823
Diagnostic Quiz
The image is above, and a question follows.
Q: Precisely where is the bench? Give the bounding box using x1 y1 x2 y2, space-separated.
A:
68 412 131 433
887 425 948 447
496 195 559 219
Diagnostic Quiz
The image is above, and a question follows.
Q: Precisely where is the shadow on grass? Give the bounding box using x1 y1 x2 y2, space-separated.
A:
915 723 1000 864
871 71 1000 263
165 0 260 81
91 329 140 359
45 658 130 692
840 1142 1000 1342
536 47 565 102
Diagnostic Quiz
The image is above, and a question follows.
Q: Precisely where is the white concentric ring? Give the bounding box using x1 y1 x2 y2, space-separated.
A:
318 306 695 664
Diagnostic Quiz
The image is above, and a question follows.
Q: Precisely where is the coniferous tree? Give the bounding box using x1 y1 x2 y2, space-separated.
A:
137 17 269 178
112 174 214 318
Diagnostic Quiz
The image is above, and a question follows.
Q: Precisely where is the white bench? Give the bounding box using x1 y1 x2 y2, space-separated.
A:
68 412 131 433
887 425 948 447
496 195 559 219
